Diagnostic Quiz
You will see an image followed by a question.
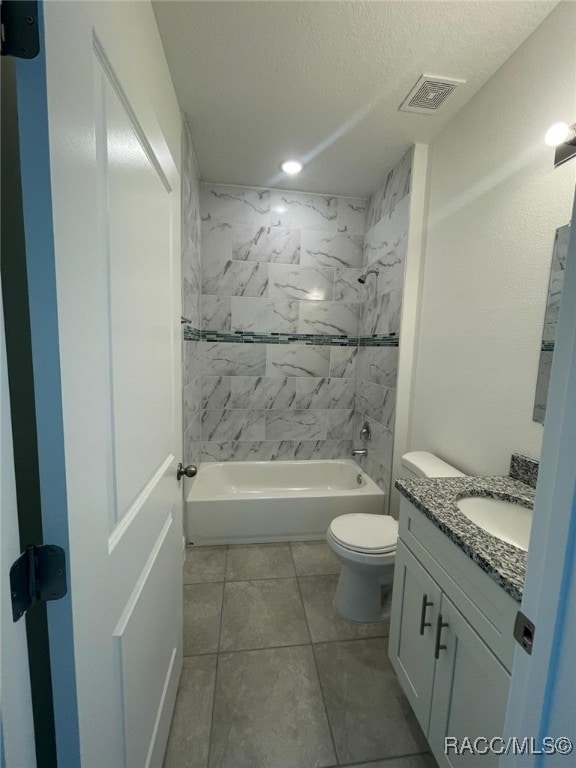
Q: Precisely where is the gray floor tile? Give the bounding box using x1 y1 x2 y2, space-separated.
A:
184 583 224 656
299 575 389 642
291 541 340 576
219 578 310 651
225 543 295 580
209 646 336 768
349 754 437 768
315 638 428 764
184 546 226 584
163 656 217 768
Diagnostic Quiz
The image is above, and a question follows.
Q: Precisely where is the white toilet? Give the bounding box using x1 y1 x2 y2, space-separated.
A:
327 451 465 623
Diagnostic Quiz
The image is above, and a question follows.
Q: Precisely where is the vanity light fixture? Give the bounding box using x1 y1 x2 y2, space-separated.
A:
545 121 576 168
545 122 576 147
281 159 303 175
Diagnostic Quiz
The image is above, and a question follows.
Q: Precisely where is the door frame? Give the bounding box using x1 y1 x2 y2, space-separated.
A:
13 4 81 764
2 47 63 768
0 55 37 768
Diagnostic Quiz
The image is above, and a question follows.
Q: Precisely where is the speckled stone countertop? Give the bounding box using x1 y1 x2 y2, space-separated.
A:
395 475 535 602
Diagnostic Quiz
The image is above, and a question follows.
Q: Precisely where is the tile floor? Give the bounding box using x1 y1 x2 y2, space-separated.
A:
164 542 438 768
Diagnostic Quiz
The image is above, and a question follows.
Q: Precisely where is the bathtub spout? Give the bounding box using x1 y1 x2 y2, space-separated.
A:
352 448 368 457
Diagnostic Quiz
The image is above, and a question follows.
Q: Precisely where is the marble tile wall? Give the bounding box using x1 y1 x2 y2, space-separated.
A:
196 184 367 461
197 342 358 462
200 185 366 336
353 150 412 495
182 120 202 465
183 154 413 470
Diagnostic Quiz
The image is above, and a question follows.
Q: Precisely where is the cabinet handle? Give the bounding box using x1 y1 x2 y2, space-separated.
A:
434 613 449 659
419 593 433 635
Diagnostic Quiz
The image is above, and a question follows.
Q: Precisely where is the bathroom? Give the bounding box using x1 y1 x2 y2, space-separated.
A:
169 0 576 763
2 1 575 767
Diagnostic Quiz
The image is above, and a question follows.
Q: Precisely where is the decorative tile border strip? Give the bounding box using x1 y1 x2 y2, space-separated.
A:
182 326 399 348
199 330 358 346
183 326 201 341
359 335 399 347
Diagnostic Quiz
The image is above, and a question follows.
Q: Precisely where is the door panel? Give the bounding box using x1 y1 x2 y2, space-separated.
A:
100 55 175 525
115 515 182 768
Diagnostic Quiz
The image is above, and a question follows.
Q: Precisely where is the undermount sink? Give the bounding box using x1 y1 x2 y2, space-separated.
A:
456 496 532 551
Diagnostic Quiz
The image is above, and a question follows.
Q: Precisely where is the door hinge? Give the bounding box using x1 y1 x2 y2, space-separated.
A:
10 544 67 622
1 1 40 59
513 610 535 655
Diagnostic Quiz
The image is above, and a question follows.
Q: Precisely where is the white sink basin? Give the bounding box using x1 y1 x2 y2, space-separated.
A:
456 496 532 551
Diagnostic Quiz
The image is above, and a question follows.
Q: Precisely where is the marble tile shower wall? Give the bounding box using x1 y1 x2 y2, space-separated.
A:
198 183 367 462
353 149 412 494
182 120 202 465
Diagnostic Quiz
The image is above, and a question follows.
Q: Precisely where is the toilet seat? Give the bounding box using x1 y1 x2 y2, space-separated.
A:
328 513 398 554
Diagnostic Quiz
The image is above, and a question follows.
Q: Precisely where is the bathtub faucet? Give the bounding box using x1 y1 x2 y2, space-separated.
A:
351 448 368 457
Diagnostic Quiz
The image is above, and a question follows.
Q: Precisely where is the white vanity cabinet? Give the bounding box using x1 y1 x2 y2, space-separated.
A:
389 499 519 767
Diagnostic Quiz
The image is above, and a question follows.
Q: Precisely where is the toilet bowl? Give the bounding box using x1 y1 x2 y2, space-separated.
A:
327 451 465 624
327 513 398 623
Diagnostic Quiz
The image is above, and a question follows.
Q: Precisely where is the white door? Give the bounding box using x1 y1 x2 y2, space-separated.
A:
17 3 184 766
1 289 36 768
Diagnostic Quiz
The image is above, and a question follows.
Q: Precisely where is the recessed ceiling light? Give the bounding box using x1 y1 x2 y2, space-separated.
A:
545 122 576 147
281 160 303 175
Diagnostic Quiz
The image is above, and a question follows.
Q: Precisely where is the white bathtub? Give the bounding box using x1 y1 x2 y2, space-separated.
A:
186 459 385 545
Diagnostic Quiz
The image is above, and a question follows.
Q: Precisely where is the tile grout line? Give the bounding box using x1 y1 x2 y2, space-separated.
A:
289 542 341 767
204 545 228 768
182 629 390 661
224 572 324 584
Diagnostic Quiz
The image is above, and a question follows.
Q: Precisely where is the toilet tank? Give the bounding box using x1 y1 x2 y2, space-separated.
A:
400 451 465 479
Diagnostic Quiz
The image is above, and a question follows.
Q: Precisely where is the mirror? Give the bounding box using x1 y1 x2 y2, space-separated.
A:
533 223 570 424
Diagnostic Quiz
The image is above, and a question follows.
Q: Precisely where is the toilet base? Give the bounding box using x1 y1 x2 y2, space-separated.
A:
333 563 394 624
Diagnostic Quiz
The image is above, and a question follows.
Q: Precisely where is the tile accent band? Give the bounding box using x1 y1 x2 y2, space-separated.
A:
182 327 399 348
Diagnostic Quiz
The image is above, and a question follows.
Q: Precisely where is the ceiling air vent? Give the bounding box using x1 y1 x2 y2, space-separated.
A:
399 75 465 115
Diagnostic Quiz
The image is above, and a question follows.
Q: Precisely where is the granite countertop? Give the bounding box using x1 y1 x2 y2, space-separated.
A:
395 475 535 602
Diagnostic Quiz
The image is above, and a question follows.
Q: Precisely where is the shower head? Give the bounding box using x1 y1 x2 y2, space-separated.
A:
357 269 379 285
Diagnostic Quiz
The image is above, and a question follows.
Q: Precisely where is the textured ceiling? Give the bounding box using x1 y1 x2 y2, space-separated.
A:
153 1 557 196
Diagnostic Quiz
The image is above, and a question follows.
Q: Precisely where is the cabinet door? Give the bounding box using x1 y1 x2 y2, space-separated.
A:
429 593 511 767
389 540 442 732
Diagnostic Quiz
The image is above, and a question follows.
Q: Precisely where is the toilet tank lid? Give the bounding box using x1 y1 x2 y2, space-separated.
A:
401 451 465 478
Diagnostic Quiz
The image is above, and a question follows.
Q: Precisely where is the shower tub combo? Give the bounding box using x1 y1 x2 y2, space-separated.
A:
186 459 385 545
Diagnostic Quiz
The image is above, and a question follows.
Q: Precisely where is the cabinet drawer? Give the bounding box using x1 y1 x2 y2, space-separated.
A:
399 499 517 671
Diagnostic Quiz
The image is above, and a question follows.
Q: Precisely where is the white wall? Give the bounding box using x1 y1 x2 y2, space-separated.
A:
410 1 576 476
